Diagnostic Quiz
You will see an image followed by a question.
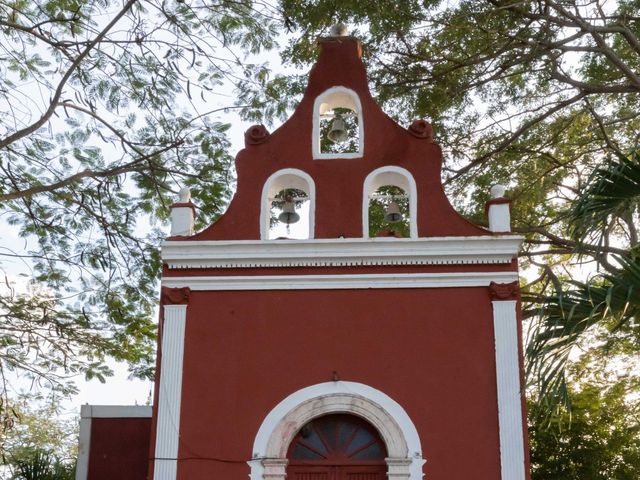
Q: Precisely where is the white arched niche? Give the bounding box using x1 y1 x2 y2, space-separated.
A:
313 86 364 159
261 168 315 240
248 381 425 480
363 166 418 238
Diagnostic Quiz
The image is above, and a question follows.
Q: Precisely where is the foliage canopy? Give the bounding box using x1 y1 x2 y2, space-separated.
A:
0 0 277 434
1 0 639 469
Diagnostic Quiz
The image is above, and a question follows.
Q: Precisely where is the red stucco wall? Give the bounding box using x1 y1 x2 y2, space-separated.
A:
183 37 488 242
173 286 505 479
88 417 151 480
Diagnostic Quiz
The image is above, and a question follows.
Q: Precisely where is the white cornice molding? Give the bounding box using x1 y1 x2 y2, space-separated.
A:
161 235 523 269
162 271 518 291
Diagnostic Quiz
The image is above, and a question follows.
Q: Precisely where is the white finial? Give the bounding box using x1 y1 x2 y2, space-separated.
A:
171 187 195 236
490 184 506 199
178 187 191 203
330 23 349 36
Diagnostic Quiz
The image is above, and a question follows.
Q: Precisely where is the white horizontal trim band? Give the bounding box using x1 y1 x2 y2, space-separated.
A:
80 405 152 418
161 236 522 269
162 271 518 291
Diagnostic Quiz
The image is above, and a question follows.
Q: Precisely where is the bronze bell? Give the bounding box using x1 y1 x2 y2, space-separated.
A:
384 201 402 223
278 197 300 224
327 115 348 143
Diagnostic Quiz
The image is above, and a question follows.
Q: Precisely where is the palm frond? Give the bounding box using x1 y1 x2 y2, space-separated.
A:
526 254 640 420
570 150 640 243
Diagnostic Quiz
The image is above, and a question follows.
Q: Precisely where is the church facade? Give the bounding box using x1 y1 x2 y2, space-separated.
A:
76 32 529 480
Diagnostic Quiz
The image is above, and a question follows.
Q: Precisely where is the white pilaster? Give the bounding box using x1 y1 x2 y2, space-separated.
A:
75 405 92 480
492 300 526 480
154 304 188 480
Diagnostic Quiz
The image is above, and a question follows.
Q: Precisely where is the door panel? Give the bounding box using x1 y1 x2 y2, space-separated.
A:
342 466 386 480
344 472 386 480
289 466 386 480
287 415 387 480
290 472 331 480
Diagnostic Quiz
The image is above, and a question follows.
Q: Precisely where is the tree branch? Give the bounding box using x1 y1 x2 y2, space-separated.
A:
0 141 182 202
445 92 586 184
0 0 138 150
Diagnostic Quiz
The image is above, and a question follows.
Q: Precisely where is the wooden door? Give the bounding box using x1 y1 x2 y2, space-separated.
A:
287 414 387 480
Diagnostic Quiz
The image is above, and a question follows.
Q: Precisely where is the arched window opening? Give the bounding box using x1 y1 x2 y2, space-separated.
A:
287 414 387 479
363 167 418 239
320 107 359 155
313 87 364 159
369 185 410 238
261 169 315 240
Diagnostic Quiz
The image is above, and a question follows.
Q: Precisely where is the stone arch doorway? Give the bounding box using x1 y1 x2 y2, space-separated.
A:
249 381 425 480
287 413 388 480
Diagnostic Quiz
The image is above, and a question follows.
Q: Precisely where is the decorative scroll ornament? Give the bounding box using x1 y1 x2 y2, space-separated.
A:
161 286 191 305
244 124 270 146
408 120 434 140
489 281 519 300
